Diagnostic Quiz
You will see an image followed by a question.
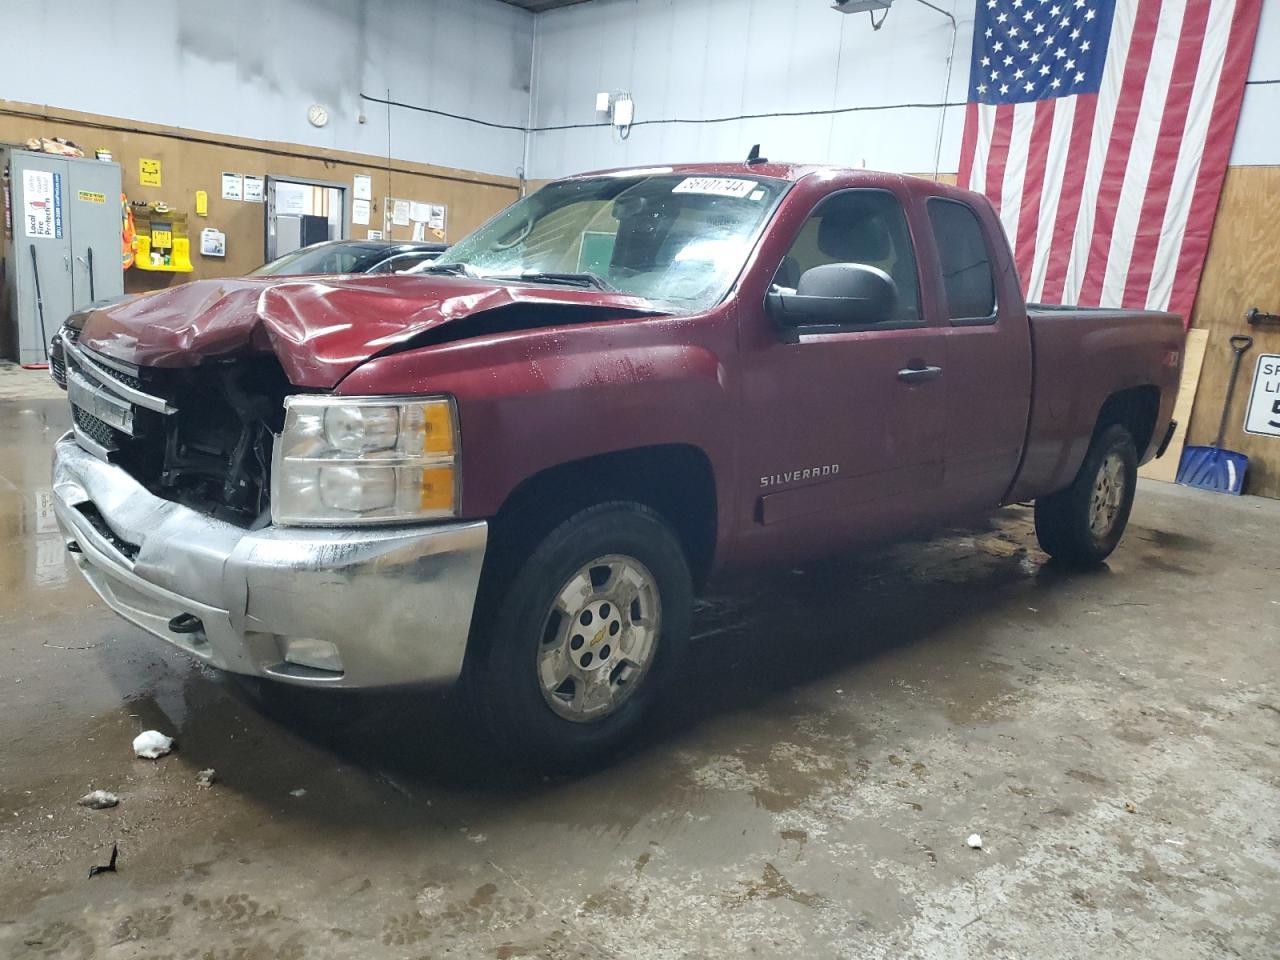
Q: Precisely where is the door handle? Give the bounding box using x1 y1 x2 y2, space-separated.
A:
897 365 943 384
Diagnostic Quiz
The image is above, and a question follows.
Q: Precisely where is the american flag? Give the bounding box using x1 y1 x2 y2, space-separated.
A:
956 0 1263 321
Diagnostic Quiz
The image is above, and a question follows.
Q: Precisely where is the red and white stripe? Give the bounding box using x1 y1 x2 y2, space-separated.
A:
956 0 1262 323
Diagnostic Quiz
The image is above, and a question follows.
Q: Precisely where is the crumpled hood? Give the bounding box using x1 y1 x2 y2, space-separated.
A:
78 274 662 388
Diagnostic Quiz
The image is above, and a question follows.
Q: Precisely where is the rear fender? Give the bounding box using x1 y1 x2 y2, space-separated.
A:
1007 311 1181 502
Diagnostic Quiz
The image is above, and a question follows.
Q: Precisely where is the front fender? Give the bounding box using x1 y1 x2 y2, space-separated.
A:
335 313 737 532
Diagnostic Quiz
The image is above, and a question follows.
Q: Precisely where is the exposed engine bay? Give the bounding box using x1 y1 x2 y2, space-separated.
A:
59 323 291 528
143 357 290 526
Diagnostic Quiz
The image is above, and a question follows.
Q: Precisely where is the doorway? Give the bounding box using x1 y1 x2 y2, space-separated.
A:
264 176 347 262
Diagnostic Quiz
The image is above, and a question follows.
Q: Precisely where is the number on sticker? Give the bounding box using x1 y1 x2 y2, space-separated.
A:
672 177 759 199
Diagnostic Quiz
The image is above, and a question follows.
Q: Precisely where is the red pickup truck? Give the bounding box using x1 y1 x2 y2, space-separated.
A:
51 162 1182 766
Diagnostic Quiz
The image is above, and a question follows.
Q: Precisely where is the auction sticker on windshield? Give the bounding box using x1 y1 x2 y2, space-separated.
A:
1243 354 1280 437
672 177 759 198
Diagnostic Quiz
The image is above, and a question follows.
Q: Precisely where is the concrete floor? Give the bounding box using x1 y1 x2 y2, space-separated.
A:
2 364 1278 959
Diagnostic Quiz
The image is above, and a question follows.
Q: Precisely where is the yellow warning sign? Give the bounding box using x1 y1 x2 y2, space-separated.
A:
77 190 106 204
139 158 162 188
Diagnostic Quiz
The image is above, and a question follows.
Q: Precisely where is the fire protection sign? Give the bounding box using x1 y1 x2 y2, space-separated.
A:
23 169 62 239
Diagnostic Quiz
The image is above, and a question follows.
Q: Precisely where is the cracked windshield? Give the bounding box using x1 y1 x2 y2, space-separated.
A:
430 173 788 312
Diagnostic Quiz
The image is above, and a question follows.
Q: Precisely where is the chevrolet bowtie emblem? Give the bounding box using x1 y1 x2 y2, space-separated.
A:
590 628 606 647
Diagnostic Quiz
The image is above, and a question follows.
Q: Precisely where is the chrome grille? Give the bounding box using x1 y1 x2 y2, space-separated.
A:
64 339 175 461
80 351 144 391
73 406 123 450
50 351 67 388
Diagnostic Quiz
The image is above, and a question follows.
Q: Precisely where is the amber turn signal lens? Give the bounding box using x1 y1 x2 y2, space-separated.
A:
421 402 456 456
418 466 456 512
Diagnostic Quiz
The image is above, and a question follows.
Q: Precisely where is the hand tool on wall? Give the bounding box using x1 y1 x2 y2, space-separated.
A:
1246 307 1279 328
1176 334 1254 495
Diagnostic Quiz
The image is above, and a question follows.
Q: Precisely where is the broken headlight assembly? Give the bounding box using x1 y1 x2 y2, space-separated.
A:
271 396 459 526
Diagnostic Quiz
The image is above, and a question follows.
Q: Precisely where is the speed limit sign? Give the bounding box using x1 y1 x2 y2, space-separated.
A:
1243 354 1280 437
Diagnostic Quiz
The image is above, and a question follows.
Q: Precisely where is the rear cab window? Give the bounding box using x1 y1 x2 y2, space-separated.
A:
925 198 997 324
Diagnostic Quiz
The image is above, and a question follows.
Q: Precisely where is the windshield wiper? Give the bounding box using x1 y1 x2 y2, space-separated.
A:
490 271 618 292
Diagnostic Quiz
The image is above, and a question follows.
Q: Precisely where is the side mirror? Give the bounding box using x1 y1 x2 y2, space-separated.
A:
766 263 897 329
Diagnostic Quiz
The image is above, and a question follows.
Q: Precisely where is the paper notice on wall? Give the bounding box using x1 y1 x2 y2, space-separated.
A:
427 204 446 231
408 201 429 223
243 176 264 203
353 175 372 201
221 173 243 201
200 227 226 257
411 221 426 242
392 199 411 226
367 230 384 240
22 169 61 239
276 182 306 216
352 198 370 226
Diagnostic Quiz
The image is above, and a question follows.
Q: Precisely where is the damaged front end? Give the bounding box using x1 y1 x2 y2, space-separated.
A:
61 326 291 527
52 321 488 688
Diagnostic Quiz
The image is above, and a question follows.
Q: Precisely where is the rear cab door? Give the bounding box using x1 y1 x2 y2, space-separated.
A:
732 173 953 567
912 189 1033 514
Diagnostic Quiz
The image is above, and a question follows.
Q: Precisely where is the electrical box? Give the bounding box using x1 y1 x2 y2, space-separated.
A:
2 149 124 364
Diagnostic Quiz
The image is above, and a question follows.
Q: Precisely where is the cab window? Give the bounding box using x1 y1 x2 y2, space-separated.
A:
774 189 921 324
926 199 996 321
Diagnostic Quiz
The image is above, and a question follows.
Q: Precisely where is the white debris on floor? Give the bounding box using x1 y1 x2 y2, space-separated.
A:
966 833 983 849
196 769 216 788
290 788 307 798
77 790 119 809
132 730 174 759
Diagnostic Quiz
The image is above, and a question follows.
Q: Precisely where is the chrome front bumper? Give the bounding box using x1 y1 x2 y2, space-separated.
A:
51 434 487 688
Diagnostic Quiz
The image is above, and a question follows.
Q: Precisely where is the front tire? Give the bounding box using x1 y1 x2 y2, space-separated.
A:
463 502 692 770
1034 423 1138 565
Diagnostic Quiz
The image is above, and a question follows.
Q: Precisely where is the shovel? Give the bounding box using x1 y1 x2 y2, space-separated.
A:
1176 334 1253 495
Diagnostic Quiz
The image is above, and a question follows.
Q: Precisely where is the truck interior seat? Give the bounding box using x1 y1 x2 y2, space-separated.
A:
816 208 919 322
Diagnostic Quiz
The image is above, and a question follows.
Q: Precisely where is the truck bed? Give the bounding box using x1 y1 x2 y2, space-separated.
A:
1007 304 1184 504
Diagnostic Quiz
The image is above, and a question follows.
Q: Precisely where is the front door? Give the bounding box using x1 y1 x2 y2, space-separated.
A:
736 187 948 567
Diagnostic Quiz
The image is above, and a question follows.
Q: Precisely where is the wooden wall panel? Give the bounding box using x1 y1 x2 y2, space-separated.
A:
1185 165 1280 499
1 100 520 289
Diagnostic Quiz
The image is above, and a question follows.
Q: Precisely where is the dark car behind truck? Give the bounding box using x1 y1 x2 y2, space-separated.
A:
50 162 1182 766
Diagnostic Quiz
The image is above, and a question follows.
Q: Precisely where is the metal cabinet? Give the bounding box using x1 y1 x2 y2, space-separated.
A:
3 149 123 364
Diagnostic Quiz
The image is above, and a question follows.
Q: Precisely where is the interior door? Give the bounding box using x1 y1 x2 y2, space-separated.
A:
264 178 347 262
735 188 949 566
65 159 125 308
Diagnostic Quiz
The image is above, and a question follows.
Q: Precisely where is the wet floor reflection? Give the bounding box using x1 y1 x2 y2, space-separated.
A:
0 391 1205 815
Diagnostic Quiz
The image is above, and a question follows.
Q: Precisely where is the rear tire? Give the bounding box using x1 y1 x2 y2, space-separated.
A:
1034 424 1137 566
462 501 692 771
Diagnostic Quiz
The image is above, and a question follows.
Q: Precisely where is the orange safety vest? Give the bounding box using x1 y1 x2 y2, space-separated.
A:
121 194 136 269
